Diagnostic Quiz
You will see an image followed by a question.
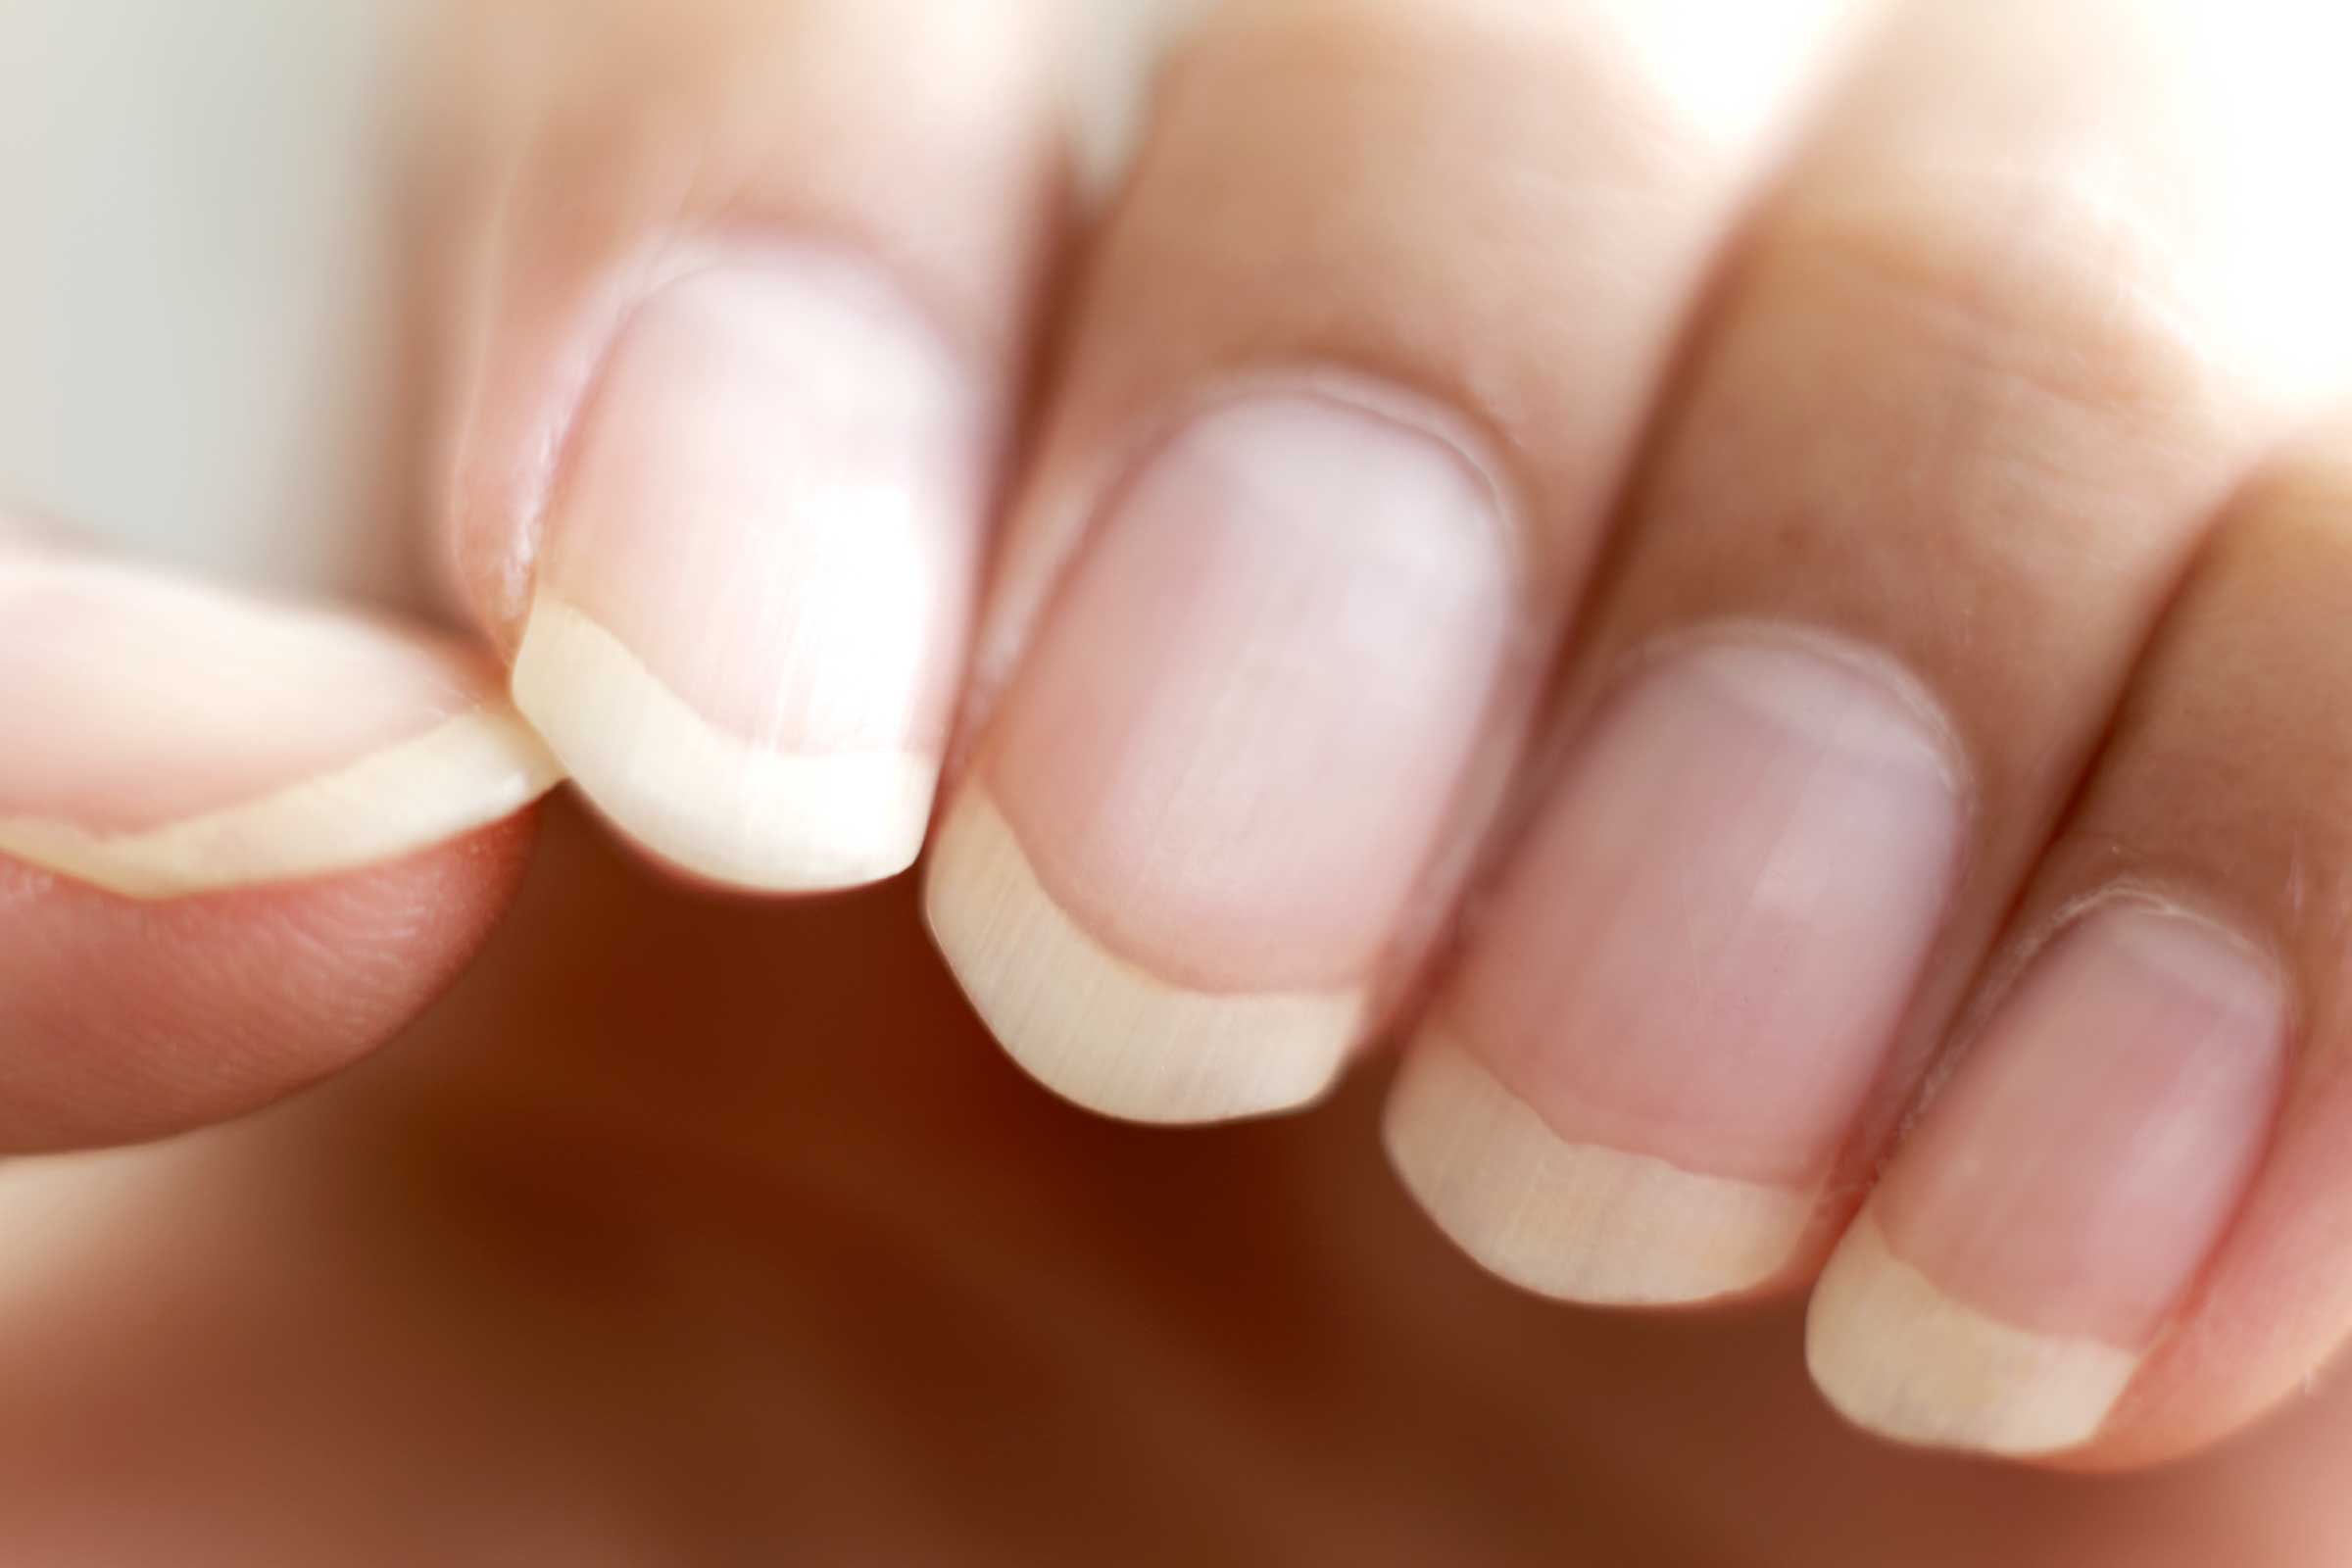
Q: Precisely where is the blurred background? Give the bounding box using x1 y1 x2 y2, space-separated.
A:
0 0 420 593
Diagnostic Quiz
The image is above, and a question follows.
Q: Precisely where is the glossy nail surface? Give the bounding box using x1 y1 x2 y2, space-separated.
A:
1810 901 2286 1455
929 387 1513 1122
1391 635 1963 1303
513 247 996 891
0 555 558 898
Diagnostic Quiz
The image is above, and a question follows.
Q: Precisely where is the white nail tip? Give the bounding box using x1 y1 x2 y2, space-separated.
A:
925 788 1361 1125
1807 1215 2137 1456
511 596 939 892
1385 1035 1813 1306
0 705 562 900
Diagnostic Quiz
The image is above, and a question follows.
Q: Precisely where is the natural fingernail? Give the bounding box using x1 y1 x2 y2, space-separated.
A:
1390 635 1963 1303
0 555 559 899
1809 901 2286 1456
927 386 1514 1123
511 246 997 891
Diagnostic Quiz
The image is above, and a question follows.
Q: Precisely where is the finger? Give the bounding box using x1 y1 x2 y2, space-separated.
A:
436 0 1070 893
0 530 556 1148
1385 0 2352 1306
923 0 1880 1122
1805 426 2352 1464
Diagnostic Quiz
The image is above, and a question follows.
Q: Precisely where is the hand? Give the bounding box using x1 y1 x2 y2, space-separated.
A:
4 1 2351 1559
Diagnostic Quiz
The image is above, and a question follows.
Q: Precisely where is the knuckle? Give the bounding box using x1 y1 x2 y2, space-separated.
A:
1179 0 1730 179
2225 429 2352 553
1769 166 2229 433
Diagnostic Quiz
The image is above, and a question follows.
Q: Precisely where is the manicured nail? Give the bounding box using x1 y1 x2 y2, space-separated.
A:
1388 634 1964 1304
1808 901 2286 1456
0 555 560 899
511 247 997 891
926 387 1514 1123
1385 1033 1818 1303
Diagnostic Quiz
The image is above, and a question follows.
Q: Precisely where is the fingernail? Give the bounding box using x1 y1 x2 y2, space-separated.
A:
1386 1033 1818 1303
1808 901 2286 1456
926 386 1514 1123
0 555 560 899
1388 634 1964 1304
511 247 997 891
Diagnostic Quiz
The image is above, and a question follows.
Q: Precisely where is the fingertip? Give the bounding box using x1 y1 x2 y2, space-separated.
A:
924 787 1357 1124
0 545 557 1150
0 812 539 1152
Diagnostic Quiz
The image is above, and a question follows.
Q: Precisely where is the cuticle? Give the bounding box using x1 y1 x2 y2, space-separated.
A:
1597 618 1983 829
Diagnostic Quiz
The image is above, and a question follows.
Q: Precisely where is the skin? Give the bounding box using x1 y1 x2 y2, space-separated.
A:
5 0 2352 1557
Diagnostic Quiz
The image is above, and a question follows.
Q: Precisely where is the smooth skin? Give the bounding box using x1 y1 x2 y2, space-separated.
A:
5 0 2352 1557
